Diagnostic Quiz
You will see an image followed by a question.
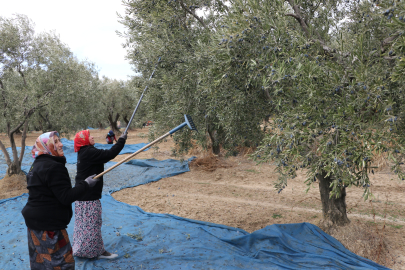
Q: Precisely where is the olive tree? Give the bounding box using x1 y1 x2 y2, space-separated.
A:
379 0 405 130
121 76 149 129
232 0 404 228
93 77 136 134
119 0 232 154
0 14 99 176
119 0 404 227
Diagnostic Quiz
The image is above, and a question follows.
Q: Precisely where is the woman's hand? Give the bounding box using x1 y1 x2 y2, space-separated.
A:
119 132 127 140
84 174 99 187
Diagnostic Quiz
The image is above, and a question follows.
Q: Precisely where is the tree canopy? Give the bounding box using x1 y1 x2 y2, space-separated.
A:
0 14 99 175
120 0 405 227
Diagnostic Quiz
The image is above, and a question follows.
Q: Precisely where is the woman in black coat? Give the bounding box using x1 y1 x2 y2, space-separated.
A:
21 131 98 270
72 129 126 259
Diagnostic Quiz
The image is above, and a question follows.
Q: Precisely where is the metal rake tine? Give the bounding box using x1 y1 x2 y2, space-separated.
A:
184 114 198 133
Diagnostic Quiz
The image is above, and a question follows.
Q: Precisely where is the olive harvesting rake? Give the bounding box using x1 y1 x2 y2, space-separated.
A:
94 114 197 179
123 57 161 135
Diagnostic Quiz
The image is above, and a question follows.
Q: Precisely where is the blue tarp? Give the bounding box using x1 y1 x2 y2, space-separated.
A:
0 141 390 269
0 194 389 270
0 146 32 177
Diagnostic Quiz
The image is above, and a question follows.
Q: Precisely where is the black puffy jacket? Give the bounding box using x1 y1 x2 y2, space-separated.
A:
21 154 89 231
75 137 125 201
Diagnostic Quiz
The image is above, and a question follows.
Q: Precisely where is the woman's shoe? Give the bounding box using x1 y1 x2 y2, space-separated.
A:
98 251 118 259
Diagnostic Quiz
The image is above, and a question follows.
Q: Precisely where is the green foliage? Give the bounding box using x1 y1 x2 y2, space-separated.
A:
0 14 99 174
119 0 230 154
91 77 137 132
248 0 405 199
120 0 405 222
379 0 405 82
0 14 99 135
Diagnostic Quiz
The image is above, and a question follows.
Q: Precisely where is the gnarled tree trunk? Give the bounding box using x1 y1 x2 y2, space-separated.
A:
207 125 220 155
317 171 350 230
123 115 131 130
0 120 29 177
107 113 121 134
97 121 104 130
39 111 52 132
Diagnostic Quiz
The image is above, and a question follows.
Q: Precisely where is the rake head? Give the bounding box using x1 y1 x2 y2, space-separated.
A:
184 114 198 133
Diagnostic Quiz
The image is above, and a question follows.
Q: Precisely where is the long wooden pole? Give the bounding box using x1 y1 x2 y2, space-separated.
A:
94 131 170 179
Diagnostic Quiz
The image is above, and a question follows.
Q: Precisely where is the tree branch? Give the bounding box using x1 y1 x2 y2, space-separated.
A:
18 66 27 86
285 1 337 56
179 1 207 29
0 79 7 115
285 0 310 37
264 88 272 102
10 102 48 135
311 1 321 13
381 32 401 53
114 113 120 123
0 140 11 166
19 120 29 164
285 13 300 20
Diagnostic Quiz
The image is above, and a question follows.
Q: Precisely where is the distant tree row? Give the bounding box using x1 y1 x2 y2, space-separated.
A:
0 14 145 176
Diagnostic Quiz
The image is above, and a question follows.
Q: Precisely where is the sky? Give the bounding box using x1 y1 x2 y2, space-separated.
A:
1 0 134 80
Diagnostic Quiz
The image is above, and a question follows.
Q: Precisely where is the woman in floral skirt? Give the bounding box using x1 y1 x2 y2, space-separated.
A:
72 129 127 259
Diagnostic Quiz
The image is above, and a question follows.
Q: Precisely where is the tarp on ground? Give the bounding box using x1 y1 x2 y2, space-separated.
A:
0 140 149 179
0 144 389 269
0 193 389 270
0 146 33 179
64 158 193 194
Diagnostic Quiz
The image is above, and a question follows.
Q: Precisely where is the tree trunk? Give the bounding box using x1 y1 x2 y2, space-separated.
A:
98 121 104 130
107 113 121 134
19 121 29 165
7 162 22 176
1 120 30 177
39 112 52 132
207 126 220 155
3 130 23 177
317 171 350 230
123 115 131 130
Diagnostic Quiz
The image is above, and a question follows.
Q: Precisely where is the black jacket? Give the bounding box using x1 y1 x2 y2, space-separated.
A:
21 154 89 231
75 137 126 201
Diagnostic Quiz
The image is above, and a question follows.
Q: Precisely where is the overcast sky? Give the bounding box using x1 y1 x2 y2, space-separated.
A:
1 0 134 80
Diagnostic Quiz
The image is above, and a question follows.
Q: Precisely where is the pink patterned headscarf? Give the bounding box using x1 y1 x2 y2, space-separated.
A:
31 131 61 158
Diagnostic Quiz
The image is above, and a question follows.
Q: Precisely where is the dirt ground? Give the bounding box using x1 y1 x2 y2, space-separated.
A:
1 127 404 269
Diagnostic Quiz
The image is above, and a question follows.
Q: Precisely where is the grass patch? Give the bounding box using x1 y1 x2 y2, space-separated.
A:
388 224 403 229
138 132 147 138
272 213 282 219
245 169 260 174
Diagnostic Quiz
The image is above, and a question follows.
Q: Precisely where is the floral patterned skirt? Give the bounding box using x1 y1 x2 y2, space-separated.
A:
27 228 75 270
72 200 105 258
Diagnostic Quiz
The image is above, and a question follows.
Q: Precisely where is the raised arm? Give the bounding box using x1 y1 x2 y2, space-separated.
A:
85 137 126 164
